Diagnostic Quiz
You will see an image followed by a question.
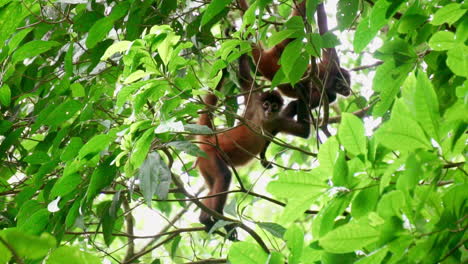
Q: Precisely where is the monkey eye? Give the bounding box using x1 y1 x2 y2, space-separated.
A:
263 101 270 109
271 103 279 111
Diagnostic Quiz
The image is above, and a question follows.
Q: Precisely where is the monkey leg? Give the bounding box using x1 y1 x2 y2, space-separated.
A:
197 155 233 232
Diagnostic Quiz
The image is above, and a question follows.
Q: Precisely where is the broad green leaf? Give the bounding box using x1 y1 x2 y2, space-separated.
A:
2 229 55 260
267 171 327 199
0 239 11 263
157 30 180 66
61 137 83 162
280 39 308 85
123 70 149 84
0 84 11 106
353 0 402 53
137 152 171 205
375 100 431 152
78 134 111 159
47 246 100 264
351 185 379 218
284 225 304 264
228 242 268 264
319 222 379 253
101 40 132 60
257 222 286 239
85 163 117 205
398 14 427 34
338 113 366 156
12 40 60 64
0 3 27 47
337 0 359 30
431 3 466 26
456 18 468 42
280 195 318 224
318 136 339 175
413 72 440 141
44 100 83 127
184 124 213 134
116 80 155 107
355 247 389 263
17 209 49 235
155 120 184 134
428 31 455 51
312 195 352 238
332 151 349 187
86 17 113 49
201 0 231 27
107 1 129 21
167 141 205 157
377 190 405 219
372 60 413 116
268 30 296 47
70 83 85 98
50 173 81 197
24 151 50 164
130 129 155 168
447 45 468 77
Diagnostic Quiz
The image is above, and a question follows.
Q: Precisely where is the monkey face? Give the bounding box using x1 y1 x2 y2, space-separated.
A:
262 100 281 118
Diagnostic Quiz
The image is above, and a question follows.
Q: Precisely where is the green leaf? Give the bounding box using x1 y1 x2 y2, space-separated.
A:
44 100 83 127
338 113 366 156
428 31 456 51
137 152 171 205
228 242 268 264
0 3 28 47
70 83 85 98
351 186 379 218
130 129 155 168
11 40 60 64
318 136 339 175
268 30 296 47
2 229 56 260
101 40 132 61
280 195 318 224
167 141 205 157
47 246 100 264
184 124 213 134
267 171 327 199
312 195 352 238
354 0 402 53
355 247 389 263
18 209 49 235
280 39 308 85
0 84 11 106
201 0 231 27
116 80 155 107
284 225 304 264
78 134 111 159
24 151 50 164
372 60 413 116
431 3 466 26
257 222 286 239
319 222 379 253
377 190 405 219
86 17 114 49
447 45 468 77
413 71 440 141
337 0 359 30
60 137 83 162
50 173 81 197
85 163 117 205
108 2 129 21
375 101 431 152
398 14 427 34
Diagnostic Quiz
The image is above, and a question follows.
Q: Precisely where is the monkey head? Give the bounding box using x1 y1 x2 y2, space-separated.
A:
259 91 284 118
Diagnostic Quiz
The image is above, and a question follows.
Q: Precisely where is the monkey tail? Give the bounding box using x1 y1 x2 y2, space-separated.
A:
198 70 227 130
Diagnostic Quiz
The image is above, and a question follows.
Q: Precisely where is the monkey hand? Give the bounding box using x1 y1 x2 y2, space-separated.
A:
261 159 273 169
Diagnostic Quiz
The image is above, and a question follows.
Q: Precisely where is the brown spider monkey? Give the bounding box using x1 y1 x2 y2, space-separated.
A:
196 54 310 238
239 0 351 168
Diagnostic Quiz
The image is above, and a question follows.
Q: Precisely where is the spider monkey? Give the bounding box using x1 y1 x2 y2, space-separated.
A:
239 0 351 168
239 0 351 105
196 54 310 238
